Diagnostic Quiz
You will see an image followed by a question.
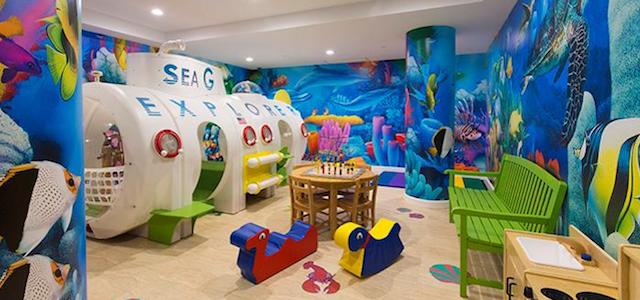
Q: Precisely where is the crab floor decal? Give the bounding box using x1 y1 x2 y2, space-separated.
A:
301 261 340 294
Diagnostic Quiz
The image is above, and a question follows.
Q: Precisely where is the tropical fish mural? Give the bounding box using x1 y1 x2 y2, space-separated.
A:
404 26 456 200
576 118 640 255
202 123 223 162
0 0 43 103
454 54 489 170
0 0 85 298
249 60 406 166
44 0 79 101
81 31 156 84
486 0 640 256
81 31 250 92
0 36 41 84
520 0 588 146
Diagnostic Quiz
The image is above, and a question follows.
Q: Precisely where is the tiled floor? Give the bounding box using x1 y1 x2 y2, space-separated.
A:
87 187 503 299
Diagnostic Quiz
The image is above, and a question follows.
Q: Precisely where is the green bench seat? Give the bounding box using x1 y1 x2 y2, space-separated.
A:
446 155 567 297
148 201 215 245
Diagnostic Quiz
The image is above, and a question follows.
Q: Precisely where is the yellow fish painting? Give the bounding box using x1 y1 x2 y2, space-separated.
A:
114 38 127 70
509 110 523 137
506 56 513 79
426 73 438 111
419 73 438 111
44 0 79 101
578 118 640 248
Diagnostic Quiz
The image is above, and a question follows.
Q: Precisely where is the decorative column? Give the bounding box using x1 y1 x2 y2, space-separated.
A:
0 0 86 298
404 26 455 204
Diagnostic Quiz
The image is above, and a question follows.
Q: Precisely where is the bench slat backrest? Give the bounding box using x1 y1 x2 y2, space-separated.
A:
494 155 567 232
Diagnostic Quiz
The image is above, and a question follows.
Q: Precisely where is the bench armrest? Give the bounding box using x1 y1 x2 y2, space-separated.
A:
451 207 549 225
445 169 500 178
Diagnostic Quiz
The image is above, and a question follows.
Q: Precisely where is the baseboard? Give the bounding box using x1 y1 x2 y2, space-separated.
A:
403 192 449 209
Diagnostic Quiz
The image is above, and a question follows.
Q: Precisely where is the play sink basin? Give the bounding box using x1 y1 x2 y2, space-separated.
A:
516 237 584 271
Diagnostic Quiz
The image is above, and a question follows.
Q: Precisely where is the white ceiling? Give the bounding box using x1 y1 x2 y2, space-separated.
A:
83 0 516 69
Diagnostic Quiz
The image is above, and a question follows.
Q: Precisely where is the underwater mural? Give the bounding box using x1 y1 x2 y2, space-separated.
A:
202 123 224 162
184 55 251 95
454 54 489 171
487 0 640 257
82 32 250 92
81 31 157 84
404 26 456 200
0 0 86 299
249 60 406 166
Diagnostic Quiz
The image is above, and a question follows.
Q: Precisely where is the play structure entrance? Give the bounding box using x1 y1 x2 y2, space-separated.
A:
193 122 226 202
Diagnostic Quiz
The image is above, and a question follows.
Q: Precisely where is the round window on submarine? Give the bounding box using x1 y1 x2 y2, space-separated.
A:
154 129 182 158
243 126 257 147
261 125 273 144
300 123 309 137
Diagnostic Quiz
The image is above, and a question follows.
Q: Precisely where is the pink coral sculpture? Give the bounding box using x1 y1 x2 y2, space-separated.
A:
318 120 350 153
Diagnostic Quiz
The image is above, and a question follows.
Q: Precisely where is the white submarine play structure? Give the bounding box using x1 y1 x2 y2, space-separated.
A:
82 42 307 244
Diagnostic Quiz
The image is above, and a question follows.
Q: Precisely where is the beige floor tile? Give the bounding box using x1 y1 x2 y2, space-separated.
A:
87 186 502 300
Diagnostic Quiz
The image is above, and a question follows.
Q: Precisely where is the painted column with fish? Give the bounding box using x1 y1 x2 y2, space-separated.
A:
404 26 455 202
0 0 86 299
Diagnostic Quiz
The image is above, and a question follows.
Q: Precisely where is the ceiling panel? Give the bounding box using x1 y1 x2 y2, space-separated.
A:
82 0 516 68
83 0 373 32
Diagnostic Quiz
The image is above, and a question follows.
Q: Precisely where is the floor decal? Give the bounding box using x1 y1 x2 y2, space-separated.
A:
409 212 425 219
396 207 425 219
301 261 341 294
429 264 461 284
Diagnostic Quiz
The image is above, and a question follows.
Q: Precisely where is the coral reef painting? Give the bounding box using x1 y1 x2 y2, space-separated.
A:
454 54 489 171
82 31 250 92
404 26 455 200
0 0 85 298
82 31 157 84
487 0 640 257
249 60 406 166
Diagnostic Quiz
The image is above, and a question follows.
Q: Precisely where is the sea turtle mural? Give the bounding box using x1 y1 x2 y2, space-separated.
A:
521 0 588 145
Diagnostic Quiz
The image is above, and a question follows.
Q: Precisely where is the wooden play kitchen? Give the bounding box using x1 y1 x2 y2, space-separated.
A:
504 226 640 300
290 165 377 237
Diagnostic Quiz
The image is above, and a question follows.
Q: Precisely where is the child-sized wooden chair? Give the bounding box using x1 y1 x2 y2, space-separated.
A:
337 175 378 228
289 175 330 230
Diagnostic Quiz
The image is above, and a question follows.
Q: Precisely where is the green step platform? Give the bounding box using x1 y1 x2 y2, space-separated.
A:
148 201 215 245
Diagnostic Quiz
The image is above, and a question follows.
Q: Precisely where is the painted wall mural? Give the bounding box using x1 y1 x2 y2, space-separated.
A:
486 0 640 257
82 31 250 93
250 60 407 166
194 56 250 95
404 26 456 201
0 0 86 299
82 31 157 84
454 54 489 171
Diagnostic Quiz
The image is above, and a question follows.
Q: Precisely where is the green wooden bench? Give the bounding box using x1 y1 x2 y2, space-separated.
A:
446 154 567 298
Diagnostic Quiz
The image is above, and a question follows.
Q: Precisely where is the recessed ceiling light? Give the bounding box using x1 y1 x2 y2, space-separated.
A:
325 49 335 56
245 57 254 62
151 8 164 16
